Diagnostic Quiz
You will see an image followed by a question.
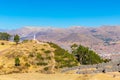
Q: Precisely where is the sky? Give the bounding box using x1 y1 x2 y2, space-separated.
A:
0 0 120 29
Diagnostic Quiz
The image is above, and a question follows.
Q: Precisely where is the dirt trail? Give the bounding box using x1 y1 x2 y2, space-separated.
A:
0 46 13 55
51 52 56 73
0 48 10 55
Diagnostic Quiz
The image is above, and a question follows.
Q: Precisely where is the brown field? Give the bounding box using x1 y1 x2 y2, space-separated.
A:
0 72 119 80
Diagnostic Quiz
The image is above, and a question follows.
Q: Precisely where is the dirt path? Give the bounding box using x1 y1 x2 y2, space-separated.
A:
50 52 56 73
0 48 10 55
0 46 13 55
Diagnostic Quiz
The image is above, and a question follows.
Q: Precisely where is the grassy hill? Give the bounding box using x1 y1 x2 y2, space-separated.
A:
0 40 78 74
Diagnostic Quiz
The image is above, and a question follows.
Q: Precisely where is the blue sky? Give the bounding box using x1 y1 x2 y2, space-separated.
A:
0 0 120 29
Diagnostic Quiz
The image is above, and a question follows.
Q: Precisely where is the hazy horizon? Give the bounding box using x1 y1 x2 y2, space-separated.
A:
1 25 120 30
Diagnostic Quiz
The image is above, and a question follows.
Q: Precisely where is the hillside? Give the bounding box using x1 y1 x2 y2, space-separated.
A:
0 40 14 51
0 40 78 74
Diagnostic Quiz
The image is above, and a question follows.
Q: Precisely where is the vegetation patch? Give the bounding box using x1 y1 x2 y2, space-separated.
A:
37 62 48 66
44 50 51 54
15 57 20 66
48 42 79 68
44 67 49 71
0 32 11 41
71 44 104 65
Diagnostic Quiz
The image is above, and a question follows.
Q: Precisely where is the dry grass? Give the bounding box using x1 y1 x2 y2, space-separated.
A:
0 40 14 51
0 45 11 51
0 72 119 80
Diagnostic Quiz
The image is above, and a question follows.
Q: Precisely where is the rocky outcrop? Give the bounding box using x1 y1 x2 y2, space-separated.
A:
62 59 120 74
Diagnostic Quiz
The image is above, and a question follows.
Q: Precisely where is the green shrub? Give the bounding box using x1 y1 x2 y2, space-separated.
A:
22 40 29 43
44 67 49 71
37 62 48 66
46 56 51 60
44 50 51 54
36 53 44 60
41 48 45 51
104 59 111 63
43 44 47 46
25 63 30 67
15 57 20 66
29 53 34 57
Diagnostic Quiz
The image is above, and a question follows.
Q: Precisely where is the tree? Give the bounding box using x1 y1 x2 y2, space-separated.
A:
0 32 11 41
71 43 78 55
14 34 20 44
15 57 20 66
71 44 103 65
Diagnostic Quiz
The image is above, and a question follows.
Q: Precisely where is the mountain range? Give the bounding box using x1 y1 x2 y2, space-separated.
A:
5 26 120 58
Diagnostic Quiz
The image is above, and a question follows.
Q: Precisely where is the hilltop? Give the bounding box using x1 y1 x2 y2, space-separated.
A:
0 40 78 74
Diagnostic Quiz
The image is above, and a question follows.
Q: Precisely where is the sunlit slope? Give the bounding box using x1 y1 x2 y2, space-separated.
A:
0 40 14 51
0 40 78 74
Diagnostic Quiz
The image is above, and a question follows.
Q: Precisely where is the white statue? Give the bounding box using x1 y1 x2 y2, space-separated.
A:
33 34 36 40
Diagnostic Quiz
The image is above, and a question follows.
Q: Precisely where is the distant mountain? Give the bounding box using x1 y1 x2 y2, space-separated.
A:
7 26 120 58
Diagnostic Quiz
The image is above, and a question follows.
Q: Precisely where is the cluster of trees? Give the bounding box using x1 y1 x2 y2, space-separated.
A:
0 32 11 41
71 44 104 65
0 32 20 44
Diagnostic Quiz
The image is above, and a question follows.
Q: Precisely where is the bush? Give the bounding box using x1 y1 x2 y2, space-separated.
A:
44 67 49 71
37 62 48 66
44 50 51 54
46 56 51 60
104 59 111 63
43 44 47 46
29 53 34 57
1 42 5 45
36 53 44 60
15 57 20 66
41 48 45 51
22 40 29 43
25 63 30 67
